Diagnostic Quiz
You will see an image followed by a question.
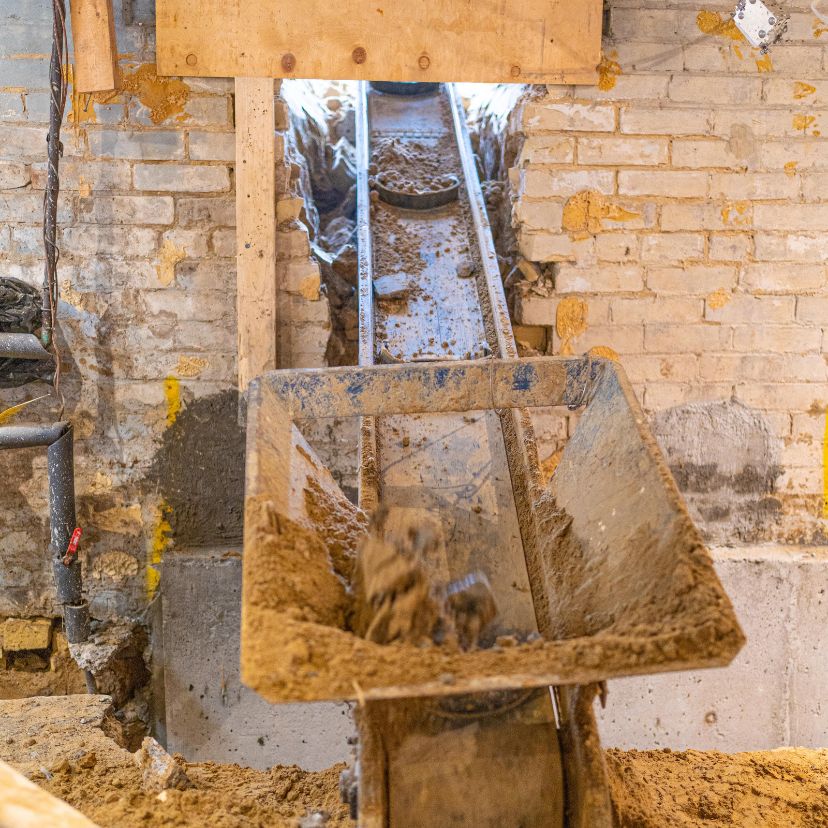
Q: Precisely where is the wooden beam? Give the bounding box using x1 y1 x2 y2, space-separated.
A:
235 77 278 391
69 0 118 92
157 0 602 84
0 758 101 828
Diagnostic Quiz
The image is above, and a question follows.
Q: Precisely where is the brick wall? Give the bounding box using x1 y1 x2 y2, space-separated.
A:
506 1 827 545
0 0 328 621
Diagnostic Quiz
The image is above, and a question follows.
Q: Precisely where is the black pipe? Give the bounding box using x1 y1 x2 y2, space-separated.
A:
0 422 92 661
0 333 53 360
0 422 68 450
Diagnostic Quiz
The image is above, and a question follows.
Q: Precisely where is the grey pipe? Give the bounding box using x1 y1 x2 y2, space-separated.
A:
0 422 68 449
0 333 53 360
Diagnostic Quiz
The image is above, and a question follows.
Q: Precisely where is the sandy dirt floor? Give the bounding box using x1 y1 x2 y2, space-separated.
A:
3 696 828 827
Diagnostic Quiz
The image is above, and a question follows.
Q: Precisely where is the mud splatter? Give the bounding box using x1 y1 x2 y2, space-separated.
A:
120 63 189 125
587 345 619 361
156 238 186 287
794 81 817 99
176 355 209 377
707 288 731 310
597 52 622 91
562 190 640 239
65 65 119 125
784 161 798 177
721 201 750 227
755 53 774 73
555 297 588 356
697 10 743 42
793 113 818 134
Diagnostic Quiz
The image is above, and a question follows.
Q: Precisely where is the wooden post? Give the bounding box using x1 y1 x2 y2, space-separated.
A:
235 77 278 391
69 0 118 92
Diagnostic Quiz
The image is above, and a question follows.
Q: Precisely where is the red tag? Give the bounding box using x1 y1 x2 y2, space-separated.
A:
62 527 82 566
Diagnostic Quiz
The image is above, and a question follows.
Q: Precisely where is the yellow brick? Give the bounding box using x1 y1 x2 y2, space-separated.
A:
2 617 52 651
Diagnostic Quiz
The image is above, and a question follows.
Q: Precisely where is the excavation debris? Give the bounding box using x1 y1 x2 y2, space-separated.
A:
135 737 192 793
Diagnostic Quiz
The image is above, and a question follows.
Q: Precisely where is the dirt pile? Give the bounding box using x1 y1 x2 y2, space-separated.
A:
607 747 828 827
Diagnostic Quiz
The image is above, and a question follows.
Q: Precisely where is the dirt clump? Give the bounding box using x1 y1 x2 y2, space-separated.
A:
606 747 828 828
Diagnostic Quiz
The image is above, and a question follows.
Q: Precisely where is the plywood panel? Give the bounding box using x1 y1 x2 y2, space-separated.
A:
235 77 278 391
157 0 602 84
70 0 118 92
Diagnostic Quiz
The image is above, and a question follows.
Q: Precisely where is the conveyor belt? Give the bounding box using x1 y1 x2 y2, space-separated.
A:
355 81 564 828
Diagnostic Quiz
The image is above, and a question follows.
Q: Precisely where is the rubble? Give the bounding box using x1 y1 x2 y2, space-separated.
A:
134 737 192 793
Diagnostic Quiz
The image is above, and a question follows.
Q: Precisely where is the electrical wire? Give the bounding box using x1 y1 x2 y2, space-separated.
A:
42 0 68 415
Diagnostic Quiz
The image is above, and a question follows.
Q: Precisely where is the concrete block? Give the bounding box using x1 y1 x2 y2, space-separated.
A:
161 552 352 770
598 547 828 751
2 617 52 651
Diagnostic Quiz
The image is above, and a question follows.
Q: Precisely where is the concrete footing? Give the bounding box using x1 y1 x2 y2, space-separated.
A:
598 546 828 751
158 545 826 768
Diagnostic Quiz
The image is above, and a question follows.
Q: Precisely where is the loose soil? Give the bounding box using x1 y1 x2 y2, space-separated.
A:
4 696 828 828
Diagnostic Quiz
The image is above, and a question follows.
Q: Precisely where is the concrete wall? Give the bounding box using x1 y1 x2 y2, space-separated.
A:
0 0 329 631
600 545 828 750
494 0 828 547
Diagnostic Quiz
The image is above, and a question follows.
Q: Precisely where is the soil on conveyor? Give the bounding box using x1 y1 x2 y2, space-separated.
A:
4 696 828 828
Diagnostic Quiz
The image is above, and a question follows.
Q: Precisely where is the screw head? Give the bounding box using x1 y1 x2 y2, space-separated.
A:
418 53 431 70
281 52 296 72
510 64 521 77
769 16 776 24
352 46 367 64
185 53 197 67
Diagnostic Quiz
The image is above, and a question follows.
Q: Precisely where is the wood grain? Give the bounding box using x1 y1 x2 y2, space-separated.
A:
235 78 278 391
0 758 101 828
69 0 118 92
156 0 602 84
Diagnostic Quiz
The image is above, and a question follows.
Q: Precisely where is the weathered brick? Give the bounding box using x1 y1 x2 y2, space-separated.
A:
30 159 131 191
640 233 704 263
134 163 230 193
577 135 668 166
643 382 733 411
0 92 24 119
661 201 752 231
161 228 210 259
732 325 822 353
618 170 708 197
709 234 752 261
702 354 827 384
620 108 712 136
61 225 158 257
669 75 762 105
0 124 48 158
710 172 800 200
518 231 574 262
0 192 71 223
802 172 828 202
0 59 48 90
78 195 175 225
611 296 703 324
210 227 235 257
516 136 575 165
796 296 828 324
523 101 615 132
671 139 736 169
610 8 680 40
522 168 615 198
647 265 737 295
754 234 824 263
0 161 29 189
88 129 185 160
753 204 828 232
556 263 643 293
595 233 639 262
283 259 321 298
621 353 699 383
644 323 732 353
612 41 684 73
741 263 826 294
577 74 670 103
705 294 795 324
176 197 236 227
513 293 554 326
188 131 235 161
513 199 564 231
735 383 826 411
